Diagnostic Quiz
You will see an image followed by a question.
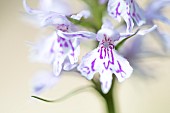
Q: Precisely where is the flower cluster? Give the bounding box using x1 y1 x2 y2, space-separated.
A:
23 0 164 94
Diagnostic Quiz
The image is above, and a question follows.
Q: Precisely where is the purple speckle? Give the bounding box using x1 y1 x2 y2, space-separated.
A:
60 43 63 47
64 42 68 47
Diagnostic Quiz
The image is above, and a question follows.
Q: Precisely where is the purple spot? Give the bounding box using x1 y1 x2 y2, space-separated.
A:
57 38 60 42
34 84 45 92
64 42 68 47
60 43 63 47
128 18 132 31
50 41 55 53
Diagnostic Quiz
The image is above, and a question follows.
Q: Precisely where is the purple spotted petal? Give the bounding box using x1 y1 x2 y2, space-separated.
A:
112 50 133 82
77 48 100 80
78 22 134 93
129 1 145 26
108 0 145 32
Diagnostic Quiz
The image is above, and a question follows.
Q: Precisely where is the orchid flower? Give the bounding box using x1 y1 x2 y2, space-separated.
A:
107 0 145 32
76 20 156 94
24 0 95 76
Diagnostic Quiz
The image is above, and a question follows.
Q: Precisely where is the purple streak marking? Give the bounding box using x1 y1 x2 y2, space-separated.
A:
103 48 114 70
116 2 121 17
116 61 126 78
91 59 96 71
68 40 75 56
83 66 90 75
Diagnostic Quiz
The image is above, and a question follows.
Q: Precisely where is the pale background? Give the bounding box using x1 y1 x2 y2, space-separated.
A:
0 0 170 113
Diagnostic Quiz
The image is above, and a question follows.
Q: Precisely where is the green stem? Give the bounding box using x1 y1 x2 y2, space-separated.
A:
103 77 116 113
92 76 116 113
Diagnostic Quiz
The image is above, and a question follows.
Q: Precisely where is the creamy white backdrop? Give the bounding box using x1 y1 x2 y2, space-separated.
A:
0 0 170 113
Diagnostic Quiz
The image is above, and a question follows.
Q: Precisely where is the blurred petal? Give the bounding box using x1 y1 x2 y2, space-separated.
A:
23 0 42 14
57 30 97 40
146 0 170 24
119 25 157 40
29 32 57 64
70 10 91 20
99 71 112 94
53 58 65 76
32 71 59 94
39 0 70 14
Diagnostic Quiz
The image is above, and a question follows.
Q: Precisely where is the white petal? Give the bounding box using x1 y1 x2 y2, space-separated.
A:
70 10 91 20
119 25 157 41
99 71 112 94
77 49 100 80
107 0 124 22
39 0 70 14
63 61 78 71
130 1 145 26
29 32 57 64
57 30 97 40
53 58 65 76
122 15 134 33
112 50 133 82
68 45 80 64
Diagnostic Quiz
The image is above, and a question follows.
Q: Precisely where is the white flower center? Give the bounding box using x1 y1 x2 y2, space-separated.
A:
101 34 114 48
